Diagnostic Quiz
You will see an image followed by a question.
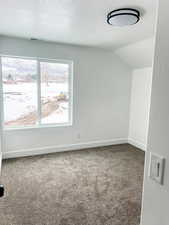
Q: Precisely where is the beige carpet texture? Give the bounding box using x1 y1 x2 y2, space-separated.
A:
0 144 145 225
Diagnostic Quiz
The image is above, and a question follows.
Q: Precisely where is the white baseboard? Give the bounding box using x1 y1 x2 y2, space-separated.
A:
3 138 128 159
128 138 146 151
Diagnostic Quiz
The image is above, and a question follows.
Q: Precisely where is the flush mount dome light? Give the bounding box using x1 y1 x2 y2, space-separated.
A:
107 8 140 26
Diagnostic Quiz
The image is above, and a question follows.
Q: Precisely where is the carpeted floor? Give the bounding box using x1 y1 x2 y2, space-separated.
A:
0 144 145 225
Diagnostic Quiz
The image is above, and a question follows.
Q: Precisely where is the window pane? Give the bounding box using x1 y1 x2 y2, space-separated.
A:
2 57 38 127
40 62 69 124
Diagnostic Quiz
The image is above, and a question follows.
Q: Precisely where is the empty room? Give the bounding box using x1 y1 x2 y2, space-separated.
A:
1 0 169 225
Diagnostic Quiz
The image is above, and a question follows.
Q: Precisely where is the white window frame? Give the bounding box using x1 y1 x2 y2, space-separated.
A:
0 55 73 130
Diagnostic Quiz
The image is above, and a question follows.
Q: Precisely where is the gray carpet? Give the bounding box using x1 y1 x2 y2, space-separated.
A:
0 144 144 225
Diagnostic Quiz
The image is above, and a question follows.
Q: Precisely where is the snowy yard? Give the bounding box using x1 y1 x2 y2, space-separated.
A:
1 56 70 127
3 82 69 126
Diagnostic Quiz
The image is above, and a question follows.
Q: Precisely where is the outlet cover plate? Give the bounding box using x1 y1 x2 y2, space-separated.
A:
149 153 165 185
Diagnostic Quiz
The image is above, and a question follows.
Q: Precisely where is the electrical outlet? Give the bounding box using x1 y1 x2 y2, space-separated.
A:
149 153 165 185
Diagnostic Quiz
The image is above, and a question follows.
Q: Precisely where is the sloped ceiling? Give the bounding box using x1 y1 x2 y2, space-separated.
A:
115 37 155 68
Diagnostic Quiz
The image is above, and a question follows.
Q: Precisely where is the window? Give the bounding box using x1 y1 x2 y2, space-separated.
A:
0 56 73 129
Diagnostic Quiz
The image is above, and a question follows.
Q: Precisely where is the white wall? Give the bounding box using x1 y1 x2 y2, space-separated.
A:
0 36 132 158
129 67 152 150
141 0 169 224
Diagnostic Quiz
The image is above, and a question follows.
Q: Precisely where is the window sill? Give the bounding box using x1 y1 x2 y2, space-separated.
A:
4 122 73 131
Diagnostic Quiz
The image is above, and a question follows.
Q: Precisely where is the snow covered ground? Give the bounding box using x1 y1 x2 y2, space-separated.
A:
3 82 69 126
42 102 69 124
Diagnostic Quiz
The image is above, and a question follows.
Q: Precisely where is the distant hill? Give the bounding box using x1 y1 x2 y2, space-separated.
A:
2 57 69 82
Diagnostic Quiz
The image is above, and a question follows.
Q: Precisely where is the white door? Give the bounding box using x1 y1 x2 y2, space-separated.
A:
0 57 4 197
0 57 2 175
0 106 4 197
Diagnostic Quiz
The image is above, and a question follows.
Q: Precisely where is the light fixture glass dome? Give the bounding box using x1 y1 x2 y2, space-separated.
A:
107 8 140 26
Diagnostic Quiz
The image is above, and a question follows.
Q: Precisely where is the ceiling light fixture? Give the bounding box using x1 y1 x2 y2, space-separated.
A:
107 8 140 26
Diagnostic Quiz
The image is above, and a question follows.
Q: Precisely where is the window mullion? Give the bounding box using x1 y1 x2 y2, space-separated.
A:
37 60 42 125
